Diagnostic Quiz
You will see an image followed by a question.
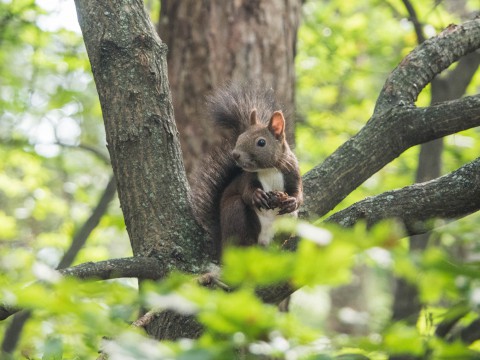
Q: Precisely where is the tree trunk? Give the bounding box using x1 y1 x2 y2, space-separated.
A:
149 0 302 335
159 0 301 175
74 0 208 263
74 0 212 340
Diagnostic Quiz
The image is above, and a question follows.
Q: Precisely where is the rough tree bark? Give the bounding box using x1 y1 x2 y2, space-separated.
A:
159 1 301 314
74 0 213 340
74 0 208 264
159 0 301 175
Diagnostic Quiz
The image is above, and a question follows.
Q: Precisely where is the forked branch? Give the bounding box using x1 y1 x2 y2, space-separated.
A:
301 19 480 220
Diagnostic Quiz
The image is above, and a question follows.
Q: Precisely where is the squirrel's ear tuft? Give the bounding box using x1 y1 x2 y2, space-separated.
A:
249 108 258 125
268 111 285 139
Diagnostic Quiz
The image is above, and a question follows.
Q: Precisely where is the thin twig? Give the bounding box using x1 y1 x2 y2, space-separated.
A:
57 176 117 269
402 0 426 43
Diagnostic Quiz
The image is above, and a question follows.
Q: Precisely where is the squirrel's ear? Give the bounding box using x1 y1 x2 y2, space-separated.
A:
249 108 258 125
268 111 285 140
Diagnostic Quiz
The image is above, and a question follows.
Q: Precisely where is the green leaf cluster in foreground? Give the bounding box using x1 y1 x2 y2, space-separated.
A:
3 220 480 359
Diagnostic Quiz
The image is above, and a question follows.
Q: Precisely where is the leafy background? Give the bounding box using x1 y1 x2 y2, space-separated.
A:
1 0 480 358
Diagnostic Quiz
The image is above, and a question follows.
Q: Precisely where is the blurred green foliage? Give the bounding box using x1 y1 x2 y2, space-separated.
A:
1 0 480 359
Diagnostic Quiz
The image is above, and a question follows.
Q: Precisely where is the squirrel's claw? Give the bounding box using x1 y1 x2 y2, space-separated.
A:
278 197 297 215
252 188 271 209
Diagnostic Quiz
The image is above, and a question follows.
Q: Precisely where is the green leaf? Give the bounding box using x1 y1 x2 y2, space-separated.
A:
222 247 295 286
383 323 424 356
198 289 277 339
42 336 63 360
293 239 355 287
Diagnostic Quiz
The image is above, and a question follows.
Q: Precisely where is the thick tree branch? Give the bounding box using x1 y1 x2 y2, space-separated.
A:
375 20 480 113
391 44 480 330
300 19 480 220
59 256 167 281
326 157 480 232
392 2 480 329
300 96 480 220
410 95 480 139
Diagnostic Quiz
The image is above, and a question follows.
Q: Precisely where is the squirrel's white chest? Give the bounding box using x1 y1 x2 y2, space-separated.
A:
257 168 284 192
256 168 284 246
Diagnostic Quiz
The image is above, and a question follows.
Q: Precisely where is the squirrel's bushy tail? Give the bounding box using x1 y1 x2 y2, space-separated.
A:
191 84 279 259
206 83 278 139
191 144 240 259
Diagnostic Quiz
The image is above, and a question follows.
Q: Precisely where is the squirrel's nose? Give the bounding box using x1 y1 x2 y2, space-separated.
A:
232 150 240 161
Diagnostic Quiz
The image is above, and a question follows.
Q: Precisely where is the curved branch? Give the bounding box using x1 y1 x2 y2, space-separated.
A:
375 19 480 112
300 94 480 220
326 157 480 232
300 20 480 221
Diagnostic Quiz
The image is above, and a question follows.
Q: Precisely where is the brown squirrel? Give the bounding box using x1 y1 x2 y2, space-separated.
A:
192 84 303 259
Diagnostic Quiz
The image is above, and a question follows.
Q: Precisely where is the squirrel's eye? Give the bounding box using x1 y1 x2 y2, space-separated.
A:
257 138 266 147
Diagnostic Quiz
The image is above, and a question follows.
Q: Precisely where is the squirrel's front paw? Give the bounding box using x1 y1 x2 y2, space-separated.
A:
278 196 298 215
252 188 271 209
